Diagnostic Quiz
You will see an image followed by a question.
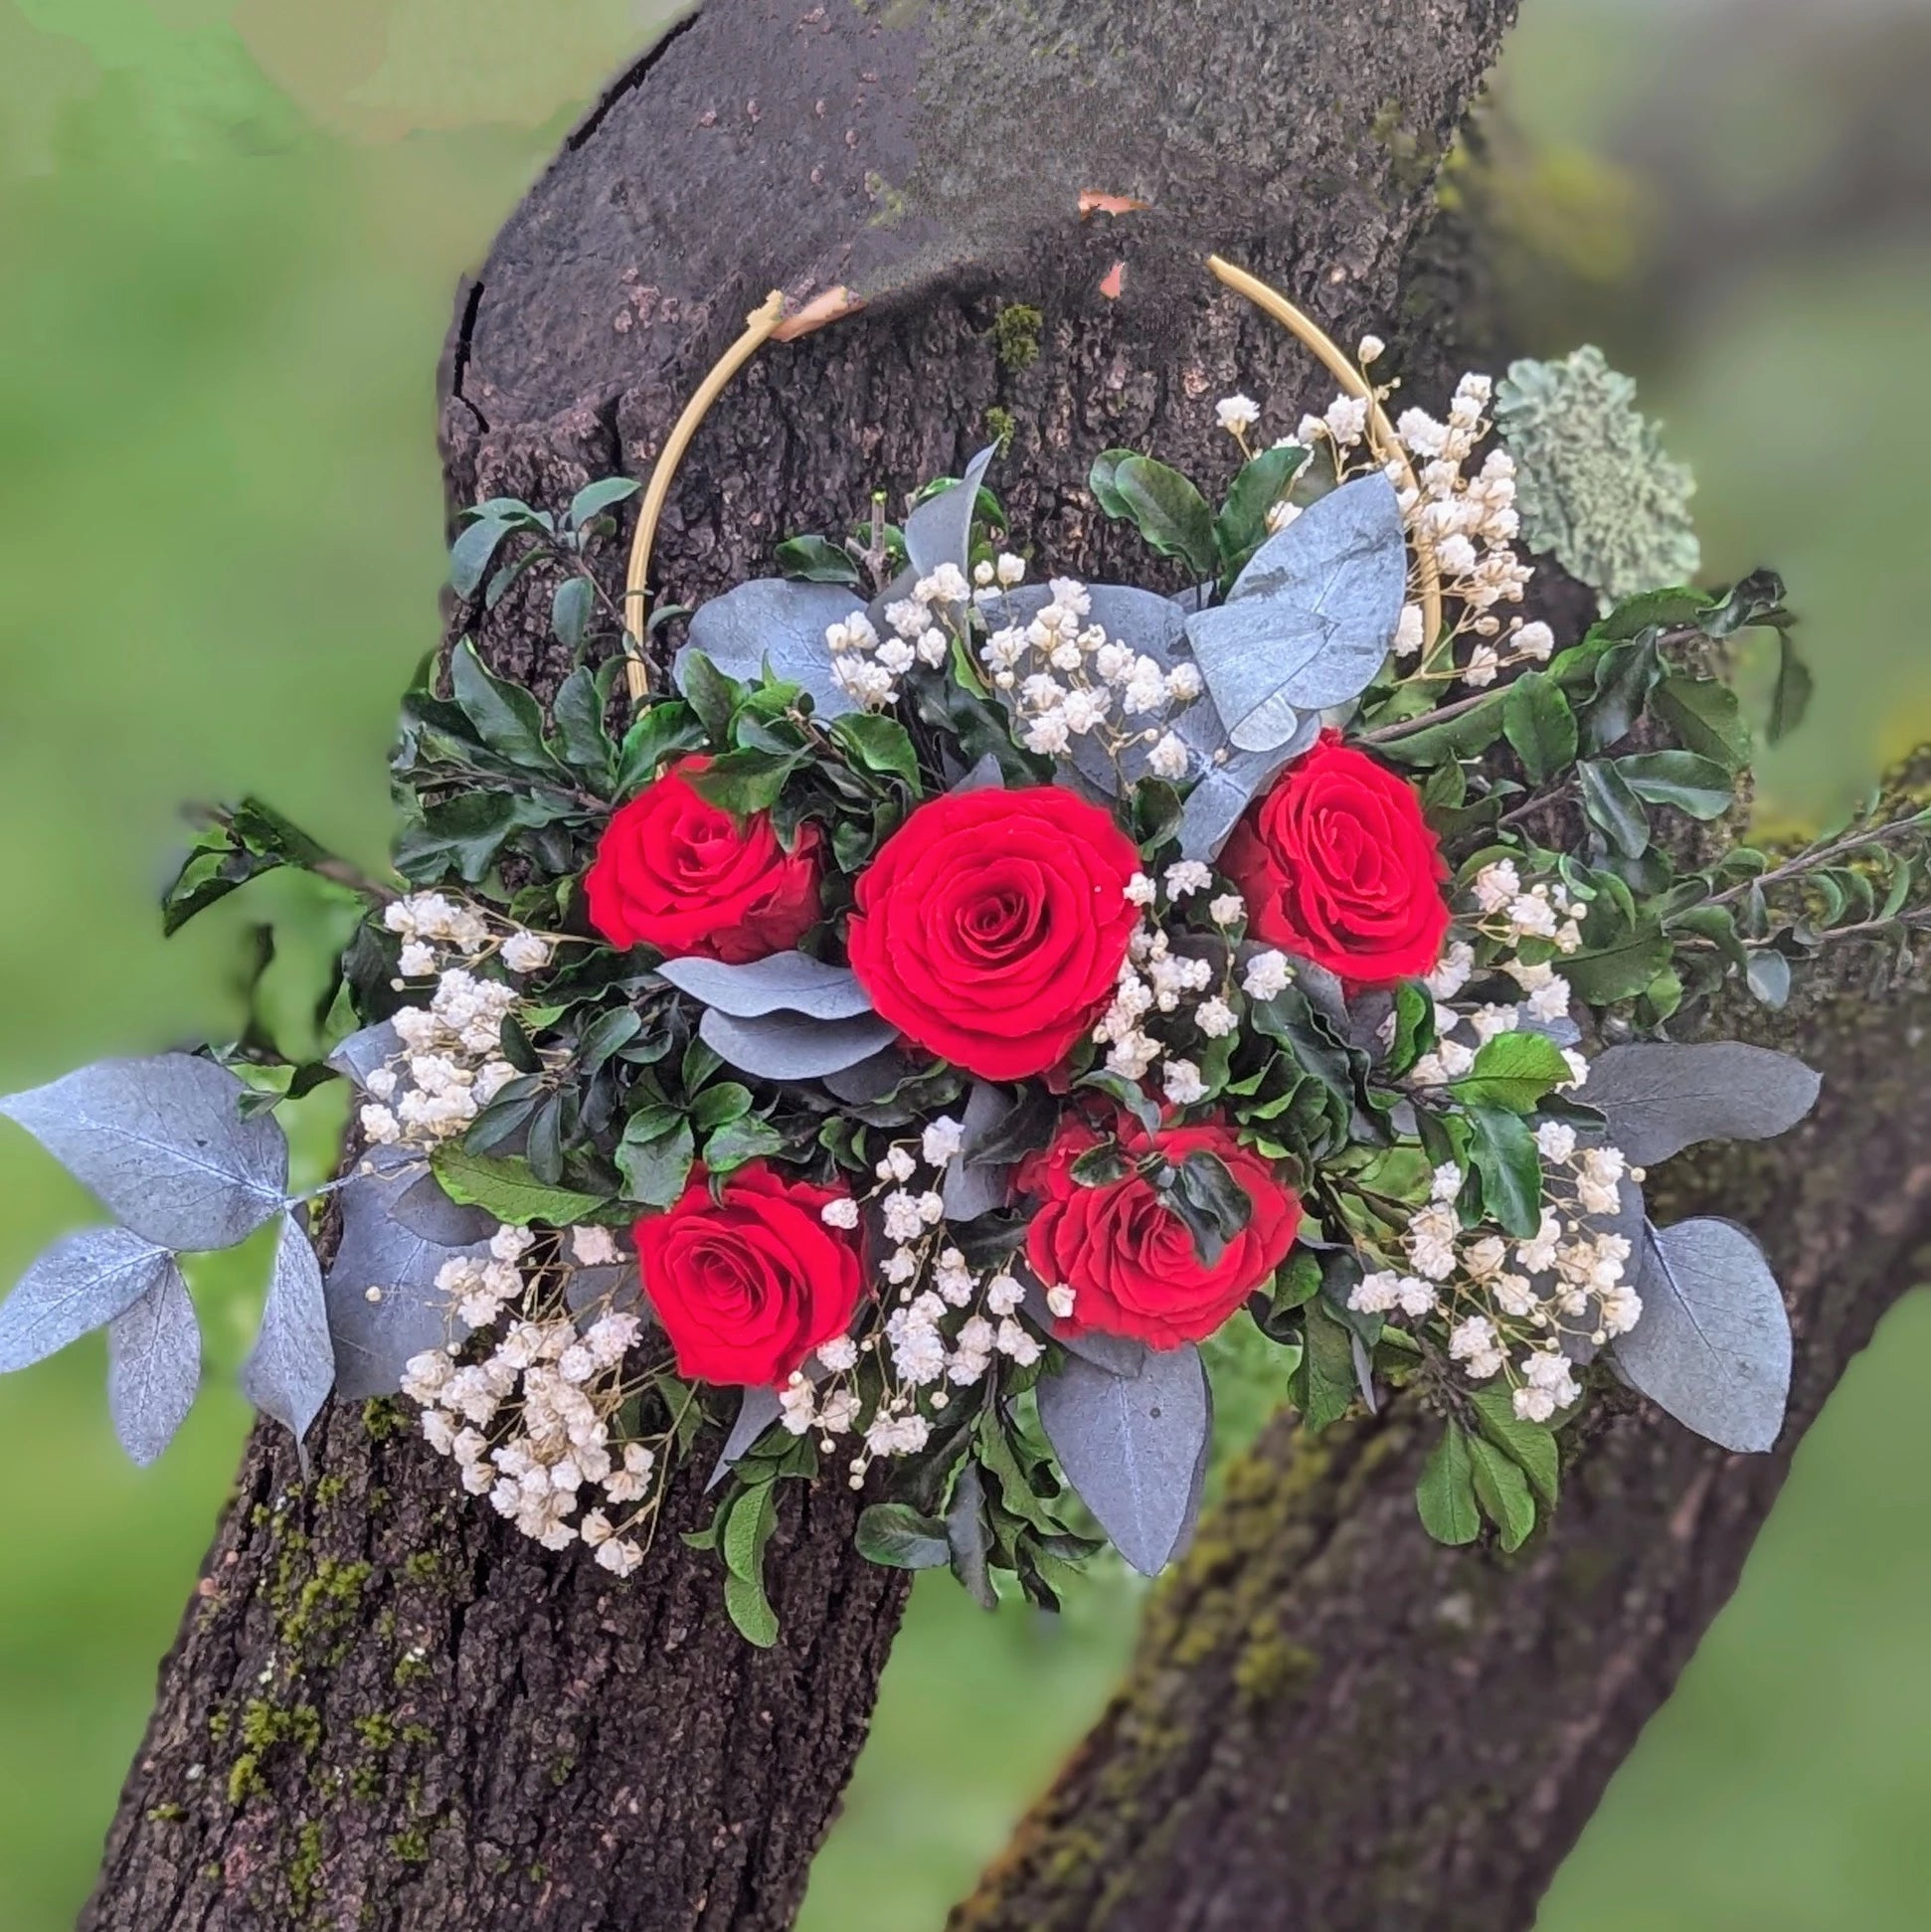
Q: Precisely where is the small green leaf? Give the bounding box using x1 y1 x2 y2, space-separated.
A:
1579 758 1651 858
1467 1435 1537 1551
1651 673 1751 770
1767 633 1813 744
722 1481 778 1582
1416 1424 1481 1544
685 749 800 818
552 665 614 789
615 1115 696 1208
704 1115 785 1173
1214 444 1308 574
855 1501 953 1569
614 701 707 797
1449 1032 1571 1115
692 1083 754 1132
1470 1387 1559 1508
1465 1103 1542 1238
449 517 514 598
829 713 923 791
774 534 863 586
1616 751 1733 820
1564 927 1673 1007
1290 1301 1358 1433
568 476 640 529
678 649 737 743
1502 670 1578 784
449 640 563 773
723 1569 780 1648
1088 447 1138 519
430 1146 611 1226
551 576 593 653
1114 455 1218 578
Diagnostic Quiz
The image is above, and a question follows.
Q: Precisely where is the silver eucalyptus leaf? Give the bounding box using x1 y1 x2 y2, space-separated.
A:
563 1263 643 1320
1184 472 1407 752
904 443 997 582
819 1049 914 1110
1517 1007 1583 1048
324 1021 400 1091
698 1008 899 1082
387 1171 496 1247
942 1081 1018 1223
323 1161 490 1399
1174 725 1319 862
1581 1042 1822 1167
1166 1371 1216 1569
105 1262 201 1467
0 1054 289 1252
1611 1216 1791 1453
674 579 866 720
1019 1275 1147 1379
1037 1341 1208 1575
0 1225 178 1373
656 952 874 1021
949 752 1007 794
242 1215 335 1464
707 1385 783 1492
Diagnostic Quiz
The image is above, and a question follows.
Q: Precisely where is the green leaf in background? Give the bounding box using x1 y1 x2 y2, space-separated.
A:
1214 443 1308 574
394 791 566 885
1652 672 1751 770
614 700 708 798
449 516 515 598
1767 632 1814 743
704 1115 785 1173
1617 751 1734 819
830 712 922 791
855 1501 953 1569
775 534 864 586
1113 455 1218 578
615 1114 696 1208
1416 1423 1481 1544
1468 1434 1537 1551
1470 1386 1560 1508
1502 670 1578 783
1564 925 1673 1006
1465 1102 1543 1238
551 574 593 653
1289 1300 1358 1433
551 664 615 790
449 638 563 774
567 476 640 529
1088 447 1138 519
429 1146 611 1226
1450 1031 1572 1114
1579 757 1652 858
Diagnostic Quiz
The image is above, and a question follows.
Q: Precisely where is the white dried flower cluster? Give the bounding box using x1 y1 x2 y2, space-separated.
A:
1088 876 1265 1090
1466 860 1585 957
826 550 1014 710
979 576 1204 780
400 1225 659 1574
783 1126 1054 1487
1350 1137 1642 1421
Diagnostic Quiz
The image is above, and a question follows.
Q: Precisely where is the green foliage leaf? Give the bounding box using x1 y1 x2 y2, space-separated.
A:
1501 670 1578 784
567 477 640 529
1113 455 1218 578
1579 758 1651 858
1651 673 1750 770
1464 1102 1542 1238
774 534 863 586
1289 1300 1358 1433
1449 1031 1571 1115
723 1569 780 1648
429 1146 611 1226
1469 1387 1560 1508
449 639 563 774
855 1501 953 1569
551 665 614 790
615 1113 696 1208
551 576 593 653
1214 444 1308 575
1416 1424 1481 1544
614 701 707 798
1467 1435 1537 1551
1088 447 1137 519
829 712 922 791
1563 926 1673 1006
1616 751 1733 819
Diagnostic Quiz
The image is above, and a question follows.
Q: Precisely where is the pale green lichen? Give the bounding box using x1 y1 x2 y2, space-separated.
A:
1493 346 1699 609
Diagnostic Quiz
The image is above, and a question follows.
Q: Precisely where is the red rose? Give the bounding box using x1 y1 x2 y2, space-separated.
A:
633 1162 865 1387
1017 1114 1300 1348
585 755 821 963
845 787 1141 1082
1220 730 1449 984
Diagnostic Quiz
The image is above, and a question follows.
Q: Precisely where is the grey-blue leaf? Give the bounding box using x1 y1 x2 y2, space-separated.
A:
386 1171 495 1246
242 1216 335 1462
698 1008 899 1081
942 1081 1018 1223
904 444 997 582
0 1225 178 1372
1517 1008 1583 1048
1184 472 1407 751
0 1054 289 1252
707 1385 783 1492
563 1264 642 1320
1167 1371 1215 1568
1019 1274 1148 1379
1037 1342 1207 1574
1175 727 1318 862
819 1049 913 1110
106 1263 201 1467
324 1161 489 1398
674 579 866 720
1582 1042 1821 1166
1612 1217 1791 1452
950 752 1006 794
325 1021 400 1091
656 952 874 1020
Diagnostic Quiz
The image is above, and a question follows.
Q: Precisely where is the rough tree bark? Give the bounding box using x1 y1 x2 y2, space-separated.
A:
951 817 1931 1932
80 2 1516 1927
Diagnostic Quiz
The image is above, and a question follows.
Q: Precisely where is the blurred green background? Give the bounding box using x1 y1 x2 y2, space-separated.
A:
2 2 1928 1926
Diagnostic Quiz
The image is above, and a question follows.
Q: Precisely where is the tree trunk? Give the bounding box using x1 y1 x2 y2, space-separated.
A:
80 2 1514 1927
952 789 1931 1932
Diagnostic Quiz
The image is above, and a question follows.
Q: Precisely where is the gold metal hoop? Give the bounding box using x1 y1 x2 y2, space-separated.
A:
618 261 1442 709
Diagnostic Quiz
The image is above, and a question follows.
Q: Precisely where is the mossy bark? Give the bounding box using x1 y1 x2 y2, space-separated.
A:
80 2 1516 1927
953 777 1931 1932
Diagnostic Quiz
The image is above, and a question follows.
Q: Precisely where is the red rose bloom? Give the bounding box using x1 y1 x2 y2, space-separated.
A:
1219 730 1449 984
845 787 1141 1082
1017 1114 1300 1348
634 1162 865 1387
585 755 821 963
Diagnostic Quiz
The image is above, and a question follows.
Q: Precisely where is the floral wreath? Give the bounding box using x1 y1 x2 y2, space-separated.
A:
3 260 1920 1644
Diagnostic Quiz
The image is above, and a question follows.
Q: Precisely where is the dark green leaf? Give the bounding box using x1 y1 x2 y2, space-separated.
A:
1579 758 1651 858
1290 1301 1358 1433
1465 1102 1542 1238
1616 751 1733 819
1416 1424 1481 1544
855 1501 952 1569
552 665 614 789
449 517 514 598
1468 1435 1536 1551
551 576 593 653
829 712 922 791
1502 671 1578 784
1470 1387 1560 1508
678 649 737 743
1088 447 1138 519
567 476 639 529
1767 634 1813 744
449 639 561 772
1214 444 1308 575
615 1114 696 1209
774 534 863 586
1651 673 1751 771
1564 927 1673 1007
1114 455 1218 578
614 701 707 797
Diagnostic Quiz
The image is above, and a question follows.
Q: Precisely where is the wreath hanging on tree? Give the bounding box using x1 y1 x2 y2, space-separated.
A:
3 261 1921 1644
